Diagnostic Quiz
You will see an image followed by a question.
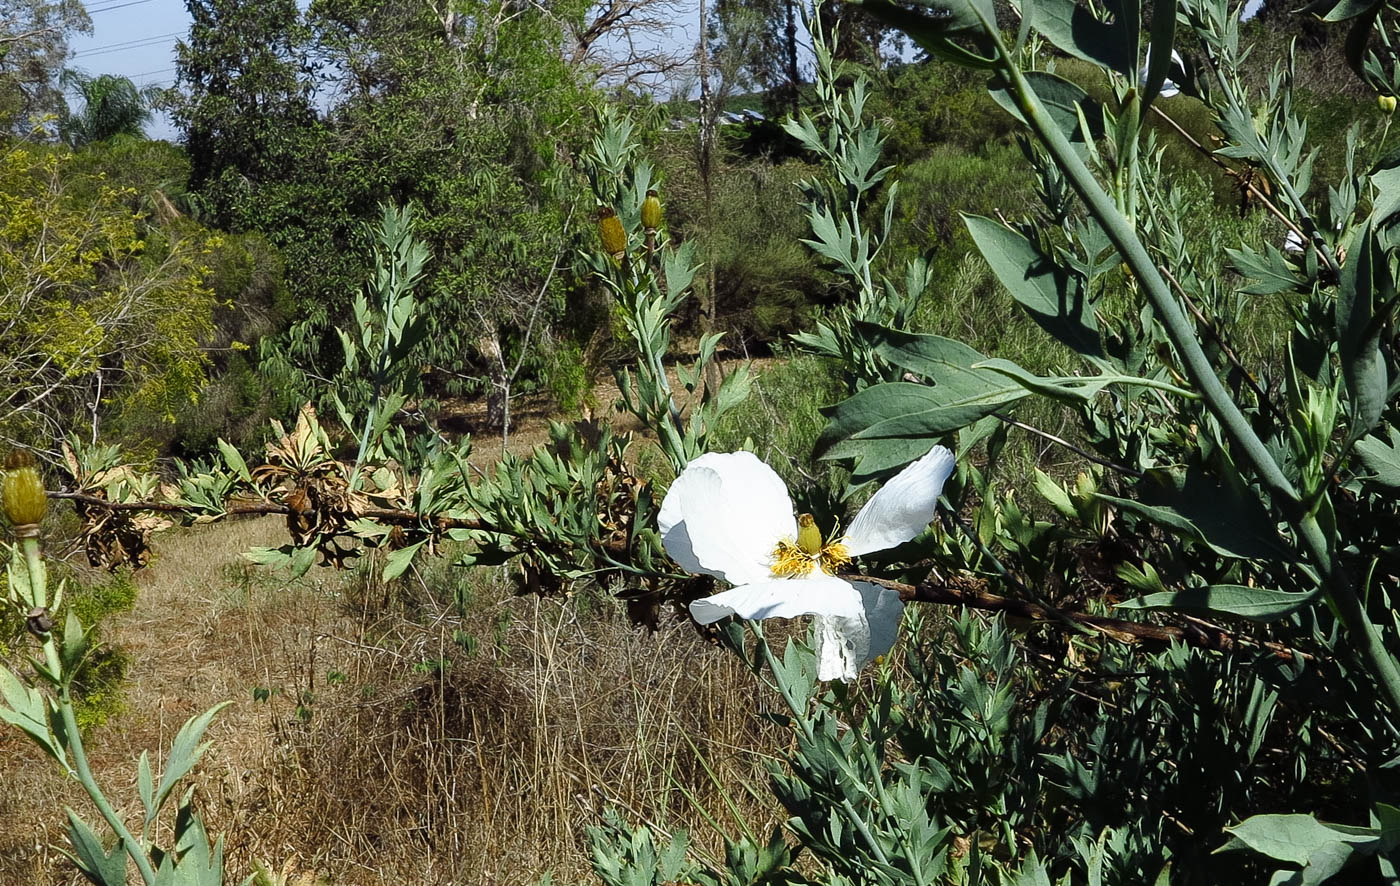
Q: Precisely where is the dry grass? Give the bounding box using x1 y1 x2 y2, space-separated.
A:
0 514 786 885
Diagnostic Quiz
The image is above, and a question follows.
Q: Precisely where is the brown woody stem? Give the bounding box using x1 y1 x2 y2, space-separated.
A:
844 572 1312 664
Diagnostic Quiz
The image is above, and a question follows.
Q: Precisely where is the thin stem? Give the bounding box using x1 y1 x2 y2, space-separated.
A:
28 533 156 885
58 685 158 885
991 411 1144 478
854 727 929 885
752 625 893 868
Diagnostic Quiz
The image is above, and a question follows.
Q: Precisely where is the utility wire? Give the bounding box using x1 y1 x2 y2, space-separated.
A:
85 0 160 15
71 31 180 58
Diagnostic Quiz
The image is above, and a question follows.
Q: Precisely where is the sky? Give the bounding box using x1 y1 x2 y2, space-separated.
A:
66 0 192 141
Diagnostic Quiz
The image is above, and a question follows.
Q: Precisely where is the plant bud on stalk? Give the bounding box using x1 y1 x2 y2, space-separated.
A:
1381 94 1397 114
597 207 627 260
641 190 662 231
3 449 46 530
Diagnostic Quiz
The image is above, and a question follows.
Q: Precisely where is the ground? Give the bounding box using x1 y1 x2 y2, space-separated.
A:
0 363 786 885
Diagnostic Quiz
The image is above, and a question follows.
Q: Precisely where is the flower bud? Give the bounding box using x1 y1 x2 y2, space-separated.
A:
1381 94 1397 114
596 207 626 259
641 190 662 231
3 450 46 528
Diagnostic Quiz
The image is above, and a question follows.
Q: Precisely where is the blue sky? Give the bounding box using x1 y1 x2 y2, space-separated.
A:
67 0 192 140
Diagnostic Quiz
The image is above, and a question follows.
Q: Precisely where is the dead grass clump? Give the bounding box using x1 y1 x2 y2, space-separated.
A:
0 516 792 886
241 572 785 885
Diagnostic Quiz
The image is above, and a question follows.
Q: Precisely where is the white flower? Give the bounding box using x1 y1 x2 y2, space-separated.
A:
659 446 956 681
1139 48 1185 99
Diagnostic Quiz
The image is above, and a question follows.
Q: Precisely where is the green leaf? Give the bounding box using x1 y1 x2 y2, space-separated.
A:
1227 245 1307 295
215 439 252 484
820 328 1031 477
138 750 156 826
974 358 1112 403
1221 813 1376 866
1336 221 1391 438
1098 465 1289 561
242 546 293 567
60 608 88 678
712 363 752 416
987 72 1105 149
64 809 128 886
1140 0 1179 107
1032 0 1138 77
864 323 996 379
1304 0 1382 23
1370 159 1400 225
1354 426 1400 487
1033 468 1078 520
0 664 65 763
963 214 1103 355
853 0 998 46
1345 3 1383 83
383 540 426 581
289 545 317 579
819 382 1021 459
1117 585 1320 622
153 701 233 818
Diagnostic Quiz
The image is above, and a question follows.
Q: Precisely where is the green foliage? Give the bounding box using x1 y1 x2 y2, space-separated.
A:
58 71 155 147
0 0 91 134
1 532 229 886
0 141 219 450
869 60 1021 163
65 570 137 731
170 0 597 417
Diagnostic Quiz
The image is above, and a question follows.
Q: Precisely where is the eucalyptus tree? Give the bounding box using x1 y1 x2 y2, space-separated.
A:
0 0 90 134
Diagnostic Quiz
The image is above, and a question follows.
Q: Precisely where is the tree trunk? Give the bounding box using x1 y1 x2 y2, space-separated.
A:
784 0 800 118
697 0 722 394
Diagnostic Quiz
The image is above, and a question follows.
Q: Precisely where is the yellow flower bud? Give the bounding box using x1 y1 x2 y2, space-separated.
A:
1380 94 1397 114
641 190 663 231
3 450 47 528
596 207 627 259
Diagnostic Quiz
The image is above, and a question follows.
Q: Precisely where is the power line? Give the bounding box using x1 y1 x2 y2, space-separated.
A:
71 31 181 59
85 0 160 14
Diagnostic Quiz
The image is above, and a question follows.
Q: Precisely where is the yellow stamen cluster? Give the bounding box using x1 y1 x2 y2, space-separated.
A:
770 513 850 579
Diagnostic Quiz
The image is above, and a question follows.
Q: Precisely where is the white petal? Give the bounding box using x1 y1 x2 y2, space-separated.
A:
814 614 861 682
1140 48 1184 98
855 582 905 664
688 574 863 624
659 451 797 585
844 445 955 557
813 584 905 681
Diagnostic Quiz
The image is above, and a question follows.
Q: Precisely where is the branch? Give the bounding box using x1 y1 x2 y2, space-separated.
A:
47 490 488 529
844 572 1312 663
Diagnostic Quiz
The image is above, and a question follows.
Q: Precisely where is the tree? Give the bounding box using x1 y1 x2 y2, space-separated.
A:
303 0 593 420
0 141 219 451
0 0 90 134
169 0 596 424
566 0 692 88
58 71 153 147
167 0 318 193
711 0 800 115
